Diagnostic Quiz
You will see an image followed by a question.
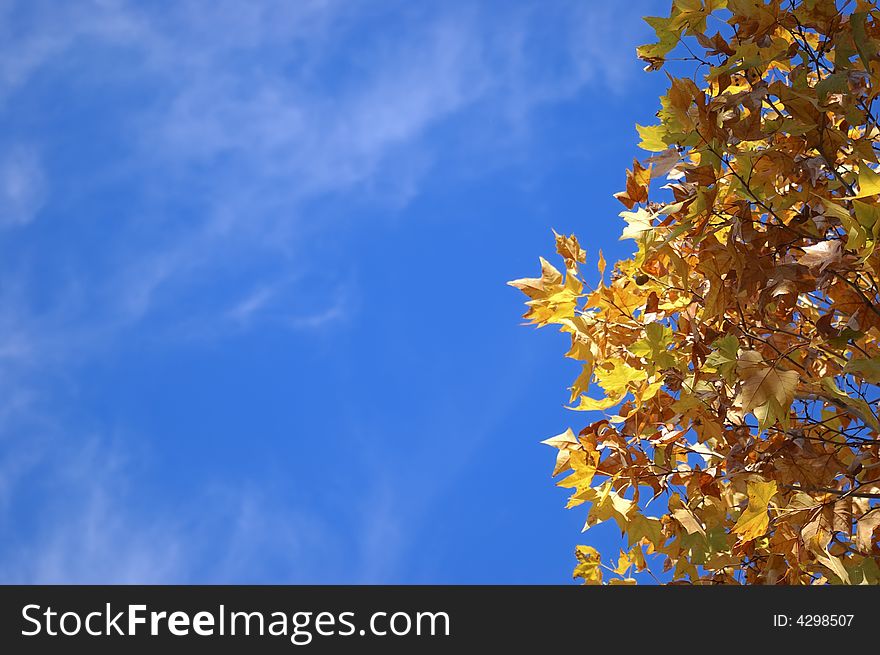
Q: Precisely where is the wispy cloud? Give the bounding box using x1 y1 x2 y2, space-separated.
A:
226 285 277 325
0 145 45 228
287 303 347 331
0 0 656 582
0 431 348 583
0 0 651 329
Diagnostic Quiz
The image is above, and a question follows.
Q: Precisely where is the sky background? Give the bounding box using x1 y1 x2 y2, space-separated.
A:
0 0 673 583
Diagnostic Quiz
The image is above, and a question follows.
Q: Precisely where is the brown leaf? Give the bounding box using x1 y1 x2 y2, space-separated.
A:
797 240 844 273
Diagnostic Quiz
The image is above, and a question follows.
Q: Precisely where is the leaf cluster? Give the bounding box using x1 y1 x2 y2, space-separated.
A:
511 0 880 584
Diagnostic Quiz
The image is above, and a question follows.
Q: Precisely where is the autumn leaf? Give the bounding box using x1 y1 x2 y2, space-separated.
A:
636 124 668 151
614 549 634 575
507 257 580 326
797 240 844 273
644 148 681 179
844 357 880 384
553 230 586 265
733 480 778 542
629 322 675 370
572 545 603 585
594 360 645 397
614 159 651 208
569 394 623 412
568 363 594 404
852 164 880 199
583 481 633 531
704 334 740 383
813 547 851 585
672 508 706 536
619 207 655 241
856 509 880 554
557 449 600 508
636 15 683 68
735 351 799 430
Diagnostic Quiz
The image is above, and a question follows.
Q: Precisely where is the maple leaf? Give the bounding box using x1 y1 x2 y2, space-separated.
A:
583 481 633 531
735 351 799 430
614 549 634 575
508 257 580 326
572 545 603 585
569 394 623 412
630 322 675 370
557 449 600 508
637 15 683 66
598 361 646 393
672 508 706 536
704 334 740 382
553 230 586 266
644 148 681 179
636 124 668 151
618 207 655 241
614 159 651 209
507 257 562 299
797 240 844 273
844 357 880 383
852 164 880 198
856 509 880 554
733 480 778 542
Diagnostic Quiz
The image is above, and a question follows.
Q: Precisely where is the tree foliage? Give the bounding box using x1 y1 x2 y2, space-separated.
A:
510 0 880 584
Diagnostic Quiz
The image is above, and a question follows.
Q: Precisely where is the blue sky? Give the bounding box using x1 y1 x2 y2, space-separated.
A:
0 0 672 583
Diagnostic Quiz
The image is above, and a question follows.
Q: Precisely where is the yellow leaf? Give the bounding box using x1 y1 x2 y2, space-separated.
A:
540 428 579 450
735 351 799 430
852 163 880 198
594 360 645 396
584 482 633 530
508 256 582 326
507 257 561 298
541 429 580 478
732 479 778 541
557 449 599 506
812 547 851 585
614 549 633 575
638 379 664 401
626 514 665 550
635 123 668 151
568 363 594 404
553 230 586 264
619 207 655 241
568 393 622 412
572 545 603 584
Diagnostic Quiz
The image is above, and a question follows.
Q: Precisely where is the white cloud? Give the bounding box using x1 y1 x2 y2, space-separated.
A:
0 0 657 582
0 145 46 228
287 302 347 331
0 0 147 104
227 285 276 325
0 0 654 327
0 425 354 583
